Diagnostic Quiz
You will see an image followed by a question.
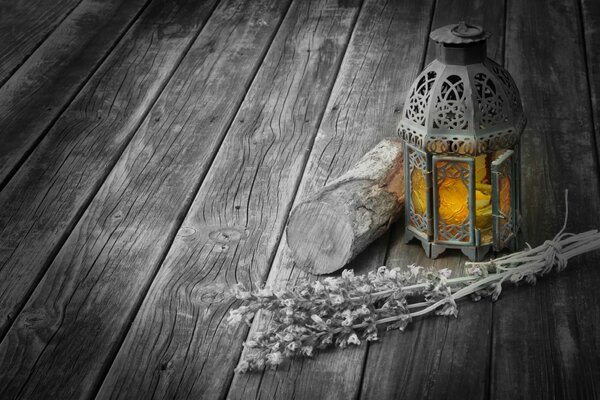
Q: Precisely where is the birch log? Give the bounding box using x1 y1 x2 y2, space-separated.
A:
286 138 405 274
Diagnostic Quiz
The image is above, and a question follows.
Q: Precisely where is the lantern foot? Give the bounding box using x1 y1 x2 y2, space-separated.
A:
460 245 491 262
425 243 446 259
405 232 447 259
404 229 415 245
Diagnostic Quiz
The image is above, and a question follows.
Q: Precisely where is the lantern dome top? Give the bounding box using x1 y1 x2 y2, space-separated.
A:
430 22 490 45
398 23 526 156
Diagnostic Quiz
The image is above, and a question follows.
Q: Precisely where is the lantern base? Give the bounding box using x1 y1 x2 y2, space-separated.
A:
405 229 493 261
459 245 492 262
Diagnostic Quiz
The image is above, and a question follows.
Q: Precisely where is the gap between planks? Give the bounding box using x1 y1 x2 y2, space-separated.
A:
0 0 84 87
0 0 155 191
227 0 439 398
577 0 600 189
0 0 295 399
95 0 299 397
0 0 224 344
359 1 505 399
490 0 600 398
94 0 363 399
228 0 509 398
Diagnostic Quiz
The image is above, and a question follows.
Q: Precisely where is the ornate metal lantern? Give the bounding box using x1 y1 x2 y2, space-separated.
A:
399 22 526 261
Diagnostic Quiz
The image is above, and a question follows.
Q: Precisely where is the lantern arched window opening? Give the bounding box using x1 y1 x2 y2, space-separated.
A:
399 22 525 261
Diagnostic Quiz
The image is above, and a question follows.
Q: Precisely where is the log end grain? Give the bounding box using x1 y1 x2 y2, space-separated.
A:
286 200 355 275
286 138 405 275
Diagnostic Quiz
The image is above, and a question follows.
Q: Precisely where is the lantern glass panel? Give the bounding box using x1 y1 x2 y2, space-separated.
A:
475 154 493 244
492 150 515 250
407 145 429 237
411 167 427 216
433 157 473 244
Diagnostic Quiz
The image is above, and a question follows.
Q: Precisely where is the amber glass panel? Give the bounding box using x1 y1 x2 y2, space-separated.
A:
411 167 427 217
474 154 493 243
436 160 470 242
438 163 468 225
499 175 511 217
497 154 512 244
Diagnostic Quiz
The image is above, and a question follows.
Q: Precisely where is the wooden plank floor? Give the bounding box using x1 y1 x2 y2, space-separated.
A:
0 0 599 399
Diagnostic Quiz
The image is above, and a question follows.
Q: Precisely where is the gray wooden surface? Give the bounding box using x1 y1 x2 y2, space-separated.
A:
0 0 599 399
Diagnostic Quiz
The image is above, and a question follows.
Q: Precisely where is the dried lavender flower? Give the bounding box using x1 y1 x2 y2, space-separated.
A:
229 194 600 372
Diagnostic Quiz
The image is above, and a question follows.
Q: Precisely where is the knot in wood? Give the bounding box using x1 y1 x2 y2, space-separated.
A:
208 227 247 244
178 226 197 240
197 286 227 304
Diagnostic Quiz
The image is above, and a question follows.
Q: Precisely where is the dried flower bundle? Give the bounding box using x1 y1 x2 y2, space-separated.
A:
228 201 600 373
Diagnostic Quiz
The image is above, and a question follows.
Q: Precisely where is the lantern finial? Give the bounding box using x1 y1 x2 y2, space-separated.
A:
430 22 490 45
451 21 483 38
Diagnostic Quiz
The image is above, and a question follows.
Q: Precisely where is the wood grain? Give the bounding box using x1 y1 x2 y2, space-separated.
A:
0 0 150 187
0 0 293 399
0 1 597 399
0 0 82 85
582 0 600 162
0 0 230 394
227 0 435 398
0 0 220 341
359 2 505 399
491 0 600 398
95 1 361 398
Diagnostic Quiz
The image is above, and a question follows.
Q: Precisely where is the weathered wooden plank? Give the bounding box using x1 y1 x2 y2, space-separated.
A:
582 0 600 162
0 0 82 85
95 1 360 399
0 0 220 341
359 2 505 399
0 0 150 187
0 0 293 399
227 1 436 399
491 0 600 398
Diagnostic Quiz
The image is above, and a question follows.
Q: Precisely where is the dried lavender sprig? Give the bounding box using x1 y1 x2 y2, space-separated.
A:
347 228 600 304
360 223 600 326
347 232 600 323
230 192 600 372
230 230 600 372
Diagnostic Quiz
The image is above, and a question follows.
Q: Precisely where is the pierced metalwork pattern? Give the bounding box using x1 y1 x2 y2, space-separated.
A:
410 211 428 235
399 124 424 148
397 56 525 156
432 75 468 130
475 127 520 153
474 73 508 129
405 71 437 127
408 148 428 233
409 146 427 171
485 59 523 117
435 160 471 243
437 220 471 242
425 136 476 154
398 124 520 156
